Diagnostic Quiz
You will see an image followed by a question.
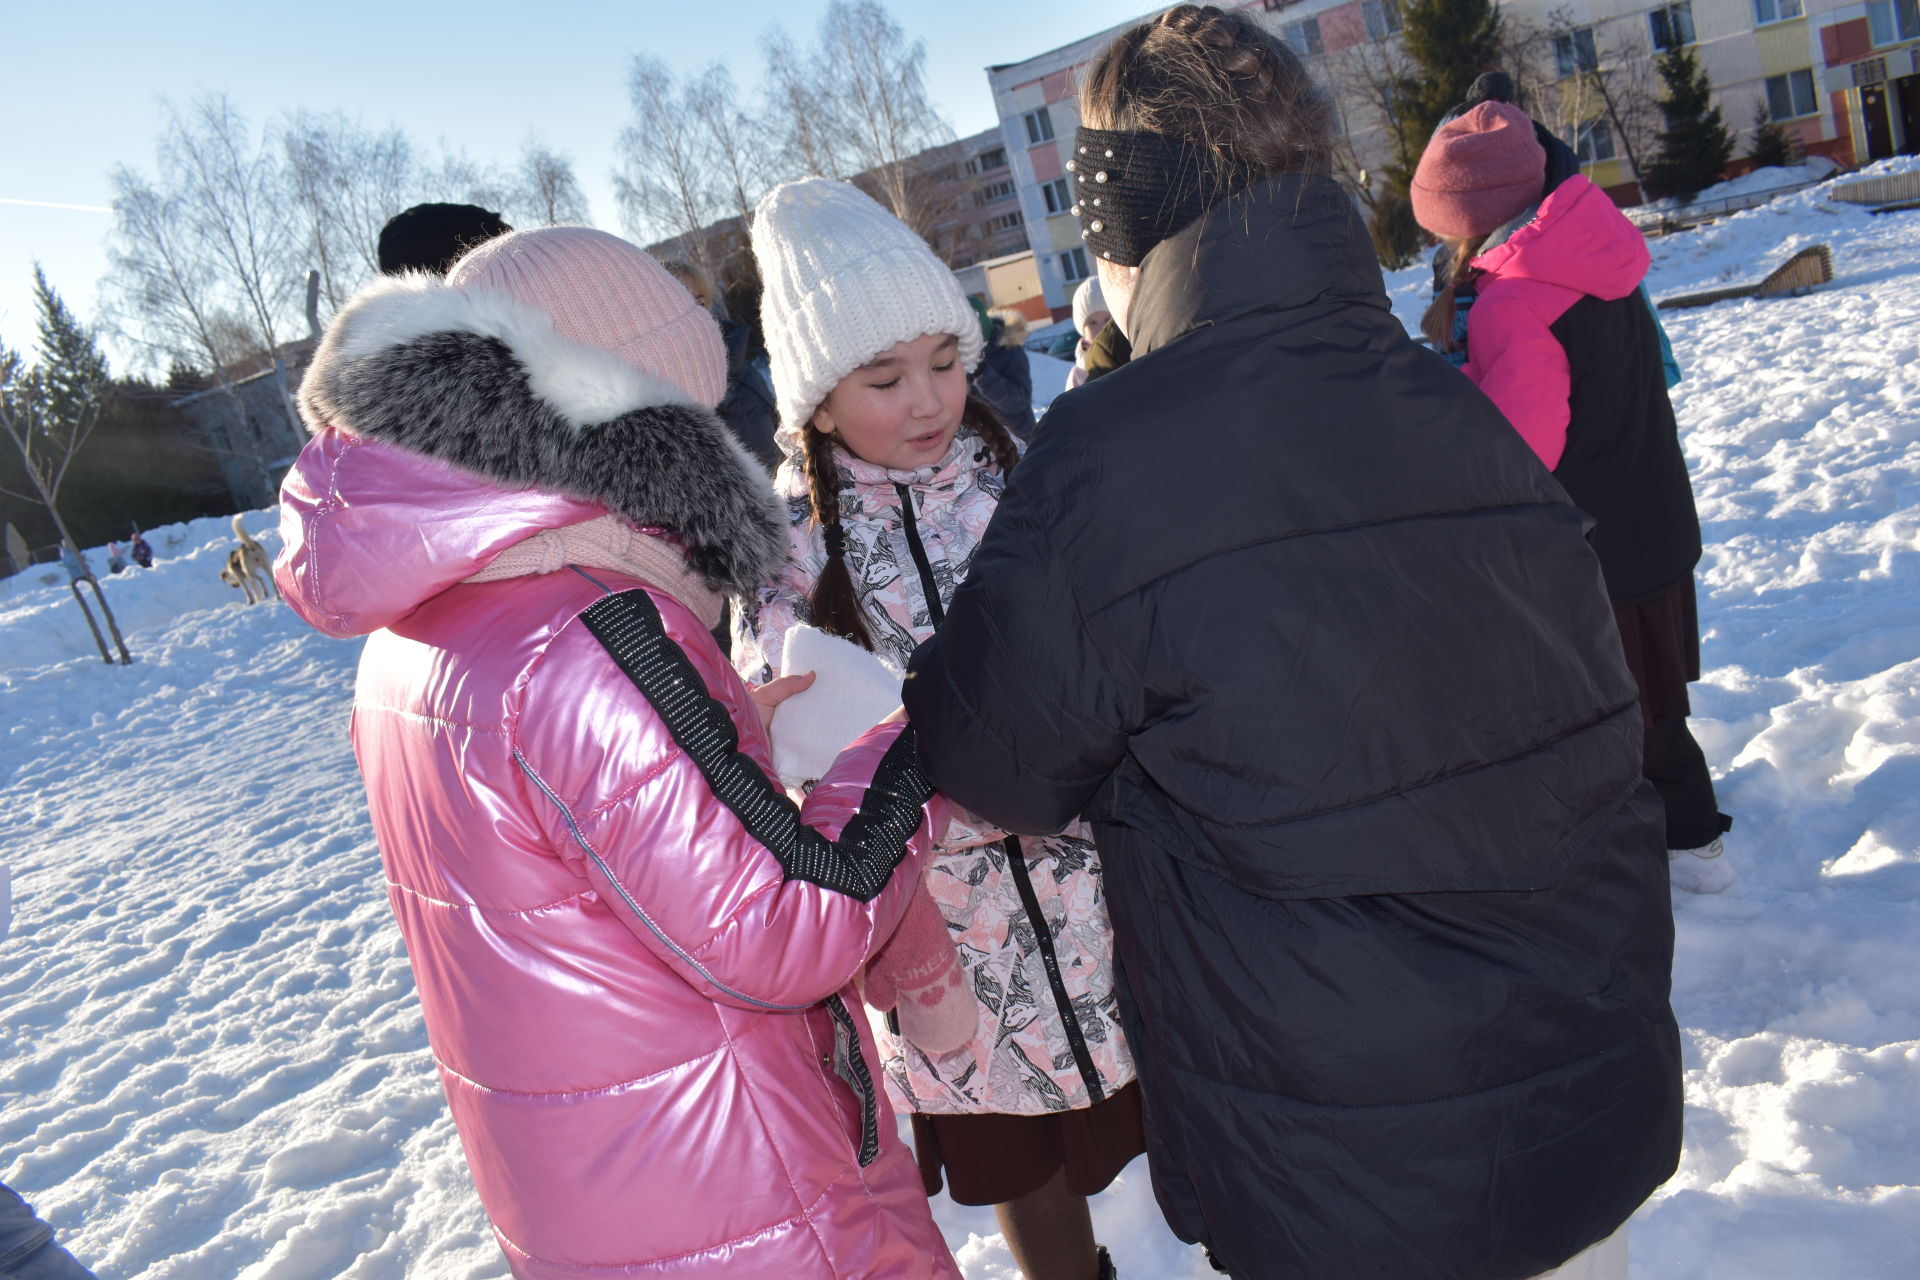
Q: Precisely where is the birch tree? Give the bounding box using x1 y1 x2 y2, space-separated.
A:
0 271 132 664
612 56 718 272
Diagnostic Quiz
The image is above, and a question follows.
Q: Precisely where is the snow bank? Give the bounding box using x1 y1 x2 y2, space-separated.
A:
3 167 1918 1277
0 511 288 676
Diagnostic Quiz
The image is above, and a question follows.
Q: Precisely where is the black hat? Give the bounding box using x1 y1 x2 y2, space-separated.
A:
1465 71 1518 107
376 203 513 276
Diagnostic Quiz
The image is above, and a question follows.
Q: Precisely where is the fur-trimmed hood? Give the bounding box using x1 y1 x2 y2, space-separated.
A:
284 272 783 634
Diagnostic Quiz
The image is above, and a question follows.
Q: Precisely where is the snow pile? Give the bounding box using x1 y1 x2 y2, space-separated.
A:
0 512 288 674
3 171 1919 1277
1633 156 1842 219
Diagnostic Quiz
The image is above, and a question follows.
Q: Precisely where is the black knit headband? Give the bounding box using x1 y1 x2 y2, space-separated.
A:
1069 127 1239 268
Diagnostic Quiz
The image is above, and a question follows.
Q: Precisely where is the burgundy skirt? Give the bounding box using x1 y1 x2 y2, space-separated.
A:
909 1081 1146 1207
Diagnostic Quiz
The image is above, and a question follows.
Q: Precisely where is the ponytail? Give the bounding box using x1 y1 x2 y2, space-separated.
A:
799 393 1021 651
1420 235 1486 353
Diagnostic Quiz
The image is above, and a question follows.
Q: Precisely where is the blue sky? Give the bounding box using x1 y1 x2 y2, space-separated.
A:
0 0 1149 367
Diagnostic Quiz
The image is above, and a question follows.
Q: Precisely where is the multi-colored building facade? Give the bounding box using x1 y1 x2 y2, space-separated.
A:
988 0 1918 317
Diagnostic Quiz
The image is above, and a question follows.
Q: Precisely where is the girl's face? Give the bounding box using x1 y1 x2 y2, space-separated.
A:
1082 310 1112 344
813 333 967 471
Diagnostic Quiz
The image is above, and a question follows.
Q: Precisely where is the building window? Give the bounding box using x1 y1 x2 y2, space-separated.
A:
1753 0 1803 24
1554 27 1598 77
1363 0 1403 39
1649 2 1695 49
1765 68 1819 119
1261 0 1299 11
1024 108 1055 145
1059 248 1090 282
988 211 1024 233
977 179 1016 204
1041 178 1072 214
1575 119 1616 163
1284 18 1324 58
1867 0 1920 44
977 146 1007 171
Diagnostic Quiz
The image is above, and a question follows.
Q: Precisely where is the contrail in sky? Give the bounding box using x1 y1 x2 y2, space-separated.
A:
0 197 113 213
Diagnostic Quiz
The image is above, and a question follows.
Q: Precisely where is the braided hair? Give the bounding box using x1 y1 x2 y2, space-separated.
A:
800 393 1022 651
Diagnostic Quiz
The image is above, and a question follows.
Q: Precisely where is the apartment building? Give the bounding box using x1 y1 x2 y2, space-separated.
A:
986 0 1915 307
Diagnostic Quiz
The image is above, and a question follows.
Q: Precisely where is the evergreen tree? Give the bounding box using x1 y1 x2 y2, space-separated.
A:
1640 45 1736 202
1375 0 1503 264
1748 102 1794 170
0 269 132 663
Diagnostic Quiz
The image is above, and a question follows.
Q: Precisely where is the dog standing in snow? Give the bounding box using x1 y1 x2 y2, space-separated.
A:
219 514 278 604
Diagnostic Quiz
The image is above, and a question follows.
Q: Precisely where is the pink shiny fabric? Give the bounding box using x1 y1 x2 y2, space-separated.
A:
278 428 958 1278
1463 176 1652 470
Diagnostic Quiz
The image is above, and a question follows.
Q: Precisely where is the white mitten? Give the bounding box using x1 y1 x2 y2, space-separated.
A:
769 625 903 788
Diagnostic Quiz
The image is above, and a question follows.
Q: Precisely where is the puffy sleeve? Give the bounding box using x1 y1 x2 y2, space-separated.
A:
516 589 945 1012
904 482 1133 837
1462 288 1573 470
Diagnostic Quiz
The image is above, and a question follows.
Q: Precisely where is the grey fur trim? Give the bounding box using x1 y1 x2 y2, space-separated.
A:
301 292 783 597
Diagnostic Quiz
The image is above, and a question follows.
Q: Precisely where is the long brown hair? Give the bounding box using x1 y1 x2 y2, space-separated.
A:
800 394 1022 650
1420 235 1487 352
1079 4 1334 181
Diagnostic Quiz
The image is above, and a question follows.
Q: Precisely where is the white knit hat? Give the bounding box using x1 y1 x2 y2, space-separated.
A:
751 178 984 444
1072 277 1106 337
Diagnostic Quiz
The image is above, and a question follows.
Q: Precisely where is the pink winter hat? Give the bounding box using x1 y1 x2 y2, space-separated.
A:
445 226 726 409
1411 102 1549 239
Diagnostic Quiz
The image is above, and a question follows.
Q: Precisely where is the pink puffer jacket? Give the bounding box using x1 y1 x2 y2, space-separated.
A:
275 273 959 1279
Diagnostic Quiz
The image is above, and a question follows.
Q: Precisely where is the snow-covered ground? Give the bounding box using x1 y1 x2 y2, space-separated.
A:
5 163 1919 1277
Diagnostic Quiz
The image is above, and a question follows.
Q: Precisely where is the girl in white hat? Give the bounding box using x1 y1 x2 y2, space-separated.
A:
736 178 1139 1280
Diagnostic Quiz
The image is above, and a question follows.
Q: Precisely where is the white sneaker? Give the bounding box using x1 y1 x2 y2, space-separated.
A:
1669 836 1735 894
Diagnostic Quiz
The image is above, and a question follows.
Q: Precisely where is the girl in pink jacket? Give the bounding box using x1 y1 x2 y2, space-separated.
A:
735 179 1139 1280
1413 103 1734 895
276 226 958 1279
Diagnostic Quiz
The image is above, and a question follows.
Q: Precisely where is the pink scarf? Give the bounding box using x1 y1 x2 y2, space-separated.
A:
466 515 724 629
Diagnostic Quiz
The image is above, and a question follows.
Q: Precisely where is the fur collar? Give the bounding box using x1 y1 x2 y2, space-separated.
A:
299 273 784 598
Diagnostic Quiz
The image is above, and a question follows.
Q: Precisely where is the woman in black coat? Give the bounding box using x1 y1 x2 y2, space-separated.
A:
902 8 1681 1278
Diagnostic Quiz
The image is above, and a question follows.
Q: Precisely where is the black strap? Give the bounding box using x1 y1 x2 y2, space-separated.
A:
579 588 932 901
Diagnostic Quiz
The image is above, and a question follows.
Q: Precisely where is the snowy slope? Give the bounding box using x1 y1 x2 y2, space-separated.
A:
5 167 1919 1277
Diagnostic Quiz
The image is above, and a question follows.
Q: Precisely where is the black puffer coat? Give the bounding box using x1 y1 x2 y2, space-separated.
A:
904 175 1681 1280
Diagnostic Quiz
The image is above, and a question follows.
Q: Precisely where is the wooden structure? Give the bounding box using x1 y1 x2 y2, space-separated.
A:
1657 244 1836 311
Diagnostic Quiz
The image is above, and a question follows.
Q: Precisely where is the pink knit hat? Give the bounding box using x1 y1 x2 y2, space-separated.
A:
445 227 726 409
1411 103 1548 239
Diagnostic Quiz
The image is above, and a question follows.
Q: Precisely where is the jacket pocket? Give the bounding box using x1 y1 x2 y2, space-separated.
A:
823 994 881 1167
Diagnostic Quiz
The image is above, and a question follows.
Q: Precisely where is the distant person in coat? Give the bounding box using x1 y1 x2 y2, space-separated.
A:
1063 277 1113 390
966 295 1036 438
129 532 153 569
277 226 959 1279
902 7 1681 1278
1415 102 1734 893
375 203 511 277
661 260 780 473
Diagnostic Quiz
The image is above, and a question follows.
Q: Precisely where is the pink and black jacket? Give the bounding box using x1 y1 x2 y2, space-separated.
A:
276 273 958 1279
1460 176 1702 604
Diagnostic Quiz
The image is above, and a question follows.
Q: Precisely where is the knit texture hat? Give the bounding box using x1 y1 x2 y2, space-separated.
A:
1411 103 1548 239
446 226 726 409
751 178 983 440
1072 277 1107 336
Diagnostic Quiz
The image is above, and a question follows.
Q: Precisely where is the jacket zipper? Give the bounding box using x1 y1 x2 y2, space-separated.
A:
893 482 947 628
894 483 1104 1104
1005 835 1105 1104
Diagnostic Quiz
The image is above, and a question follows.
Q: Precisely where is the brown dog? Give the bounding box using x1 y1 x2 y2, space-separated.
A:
220 514 278 604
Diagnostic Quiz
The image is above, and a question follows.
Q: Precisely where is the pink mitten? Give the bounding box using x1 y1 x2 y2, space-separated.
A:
864 883 978 1056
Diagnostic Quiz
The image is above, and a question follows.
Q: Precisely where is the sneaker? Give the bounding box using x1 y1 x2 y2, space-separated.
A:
1669 836 1735 894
